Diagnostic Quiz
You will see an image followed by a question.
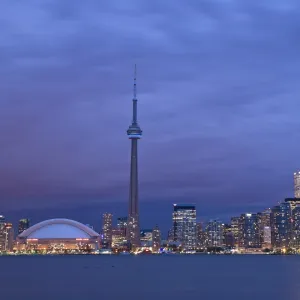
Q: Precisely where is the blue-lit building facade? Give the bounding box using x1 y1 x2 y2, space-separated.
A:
173 204 196 250
238 213 261 249
206 220 223 248
271 202 292 249
291 205 300 248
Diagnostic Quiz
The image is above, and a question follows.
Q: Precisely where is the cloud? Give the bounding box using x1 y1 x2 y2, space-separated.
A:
0 0 299 221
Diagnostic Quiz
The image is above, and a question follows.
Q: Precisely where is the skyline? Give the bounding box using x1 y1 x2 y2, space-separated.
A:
1 1 300 231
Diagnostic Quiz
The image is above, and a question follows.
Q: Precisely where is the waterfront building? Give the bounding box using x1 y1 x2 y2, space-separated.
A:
271 202 292 249
283 199 300 248
0 215 5 251
294 171 300 198
127 65 142 248
258 209 271 248
238 213 261 249
152 225 161 252
291 205 300 248
223 224 235 248
4 223 14 251
18 219 30 235
196 222 206 249
112 228 127 249
262 226 272 249
167 228 174 242
0 217 14 252
206 220 223 248
173 204 196 250
224 231 235 248
17 219 100 252
102 213 113 248
230 217 240 247
140 229 153 247
117 217 127 235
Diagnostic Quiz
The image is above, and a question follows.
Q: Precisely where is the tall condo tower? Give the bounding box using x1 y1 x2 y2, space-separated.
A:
294 171 300 198
126 65 142 248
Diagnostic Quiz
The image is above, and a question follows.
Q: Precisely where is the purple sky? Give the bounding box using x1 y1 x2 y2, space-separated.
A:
1 0 300 230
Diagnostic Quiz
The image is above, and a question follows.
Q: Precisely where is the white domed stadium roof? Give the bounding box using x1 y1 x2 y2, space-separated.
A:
18 218 99 239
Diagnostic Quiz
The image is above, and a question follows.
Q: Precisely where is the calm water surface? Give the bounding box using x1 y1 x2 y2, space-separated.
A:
1 255 300 300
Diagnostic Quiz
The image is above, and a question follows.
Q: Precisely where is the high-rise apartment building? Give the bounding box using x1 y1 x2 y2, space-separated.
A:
152 225 161 252
271 202 292 249
4 223 14 251
206 220 223 248
110 217 128 249
238 213 261 249
294 171 300 198
258 209 271 248
102 213 113 248
167 228 174 242
291 205 300 248
196 222 206 249
173 204 196 250
117 217 127 232
0 215 6 252
0 217 14 252
112 229 127 249
262 226 272 249
230 217 240 247
223 224 235 247
18 219 30 234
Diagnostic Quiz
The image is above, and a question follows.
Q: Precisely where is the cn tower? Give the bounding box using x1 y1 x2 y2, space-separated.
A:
126 65 142 248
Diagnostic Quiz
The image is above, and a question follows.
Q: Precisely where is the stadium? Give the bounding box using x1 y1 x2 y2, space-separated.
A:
17 218 100 253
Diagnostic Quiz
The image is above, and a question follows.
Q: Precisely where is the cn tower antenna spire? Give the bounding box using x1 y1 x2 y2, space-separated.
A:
133 64 137 99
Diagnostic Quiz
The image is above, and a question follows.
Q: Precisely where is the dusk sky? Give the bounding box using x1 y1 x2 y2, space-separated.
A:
1 0 300 232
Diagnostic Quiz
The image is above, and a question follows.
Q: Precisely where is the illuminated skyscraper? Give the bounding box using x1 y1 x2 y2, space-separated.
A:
230 217 240 247
102 213 113 248
117 217 128 236
294 171 300 198
0 215 6 252
173 204 196 250
112 229 127 249
167 228 174 242
258 209 271 248
238 213 261 249
110 217 128 249
292 205 300 248
271 202 292 249
152 225 161 252
0 216 14 252
223 223 234 248
4 223 14 251
271 202 292 248
206 220 223 248
18 219 30 234
117 217 128 228
126 65 142 248
262 226 272 249
196 222 206 249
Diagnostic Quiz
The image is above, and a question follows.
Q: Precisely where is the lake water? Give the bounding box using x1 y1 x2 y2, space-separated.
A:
1 255 300 300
